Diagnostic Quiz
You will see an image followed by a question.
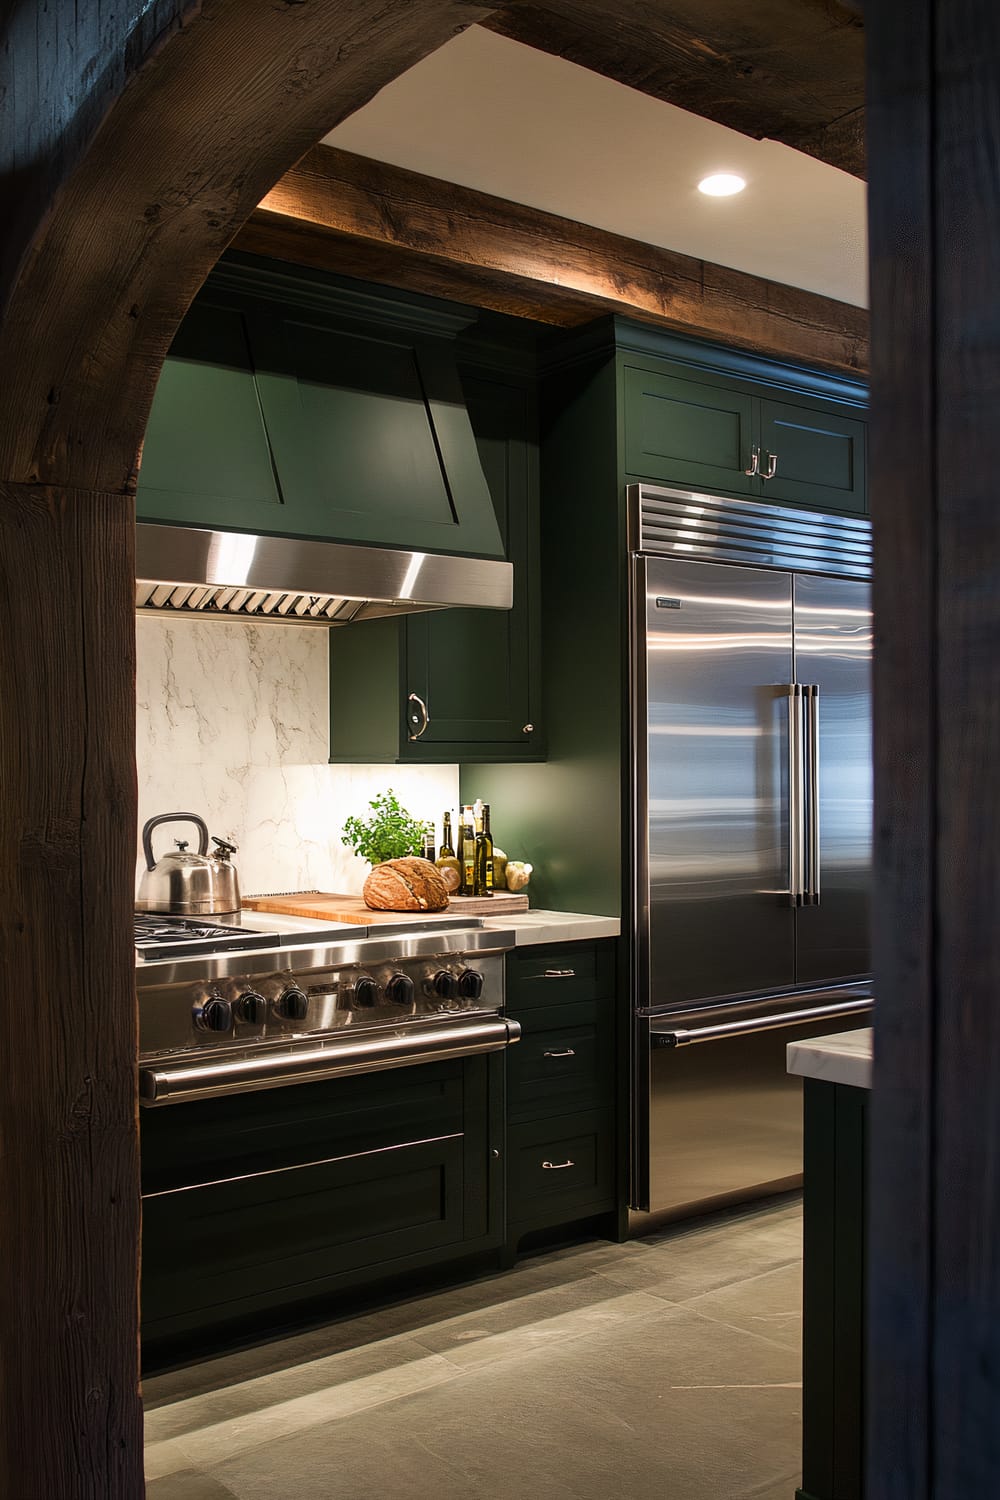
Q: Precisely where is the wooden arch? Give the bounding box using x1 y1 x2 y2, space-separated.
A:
0 4 495 1494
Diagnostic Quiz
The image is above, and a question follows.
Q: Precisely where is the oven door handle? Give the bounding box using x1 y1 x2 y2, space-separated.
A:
140 1017 521 1105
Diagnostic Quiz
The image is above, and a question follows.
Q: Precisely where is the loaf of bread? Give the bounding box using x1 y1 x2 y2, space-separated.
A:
362 857 450 912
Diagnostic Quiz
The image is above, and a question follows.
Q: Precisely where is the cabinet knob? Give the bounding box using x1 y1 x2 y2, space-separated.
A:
522 723 534 734
762 451 778 480
744 445 760 477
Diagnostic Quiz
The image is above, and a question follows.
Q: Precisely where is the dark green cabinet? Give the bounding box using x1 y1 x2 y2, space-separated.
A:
140 1053 504 1362
799 1077 868 1500
624 364 756 496
758 396 866 514
329 361 543 763
137 256 504 558
622 353 867 515
504 940 618 1247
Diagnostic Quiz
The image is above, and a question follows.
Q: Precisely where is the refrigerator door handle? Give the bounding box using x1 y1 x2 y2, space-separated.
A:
652 995 872 1048
804 684 821 905
787 684 806 905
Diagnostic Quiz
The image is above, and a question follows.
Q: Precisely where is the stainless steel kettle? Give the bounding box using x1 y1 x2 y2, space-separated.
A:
136 813 241 915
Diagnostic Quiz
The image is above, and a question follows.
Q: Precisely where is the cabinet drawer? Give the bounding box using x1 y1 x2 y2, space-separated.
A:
508 1001 613 1121
506 941 614 1009
508 1110 615 1229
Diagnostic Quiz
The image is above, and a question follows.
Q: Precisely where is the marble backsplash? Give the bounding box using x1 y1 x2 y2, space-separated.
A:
136 615 459 898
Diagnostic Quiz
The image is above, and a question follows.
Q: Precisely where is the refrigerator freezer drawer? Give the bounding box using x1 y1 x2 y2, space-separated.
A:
634 994 872 1220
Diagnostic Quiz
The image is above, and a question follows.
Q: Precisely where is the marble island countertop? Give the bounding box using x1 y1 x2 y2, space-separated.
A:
787 1027 872 1090
481 909 620 945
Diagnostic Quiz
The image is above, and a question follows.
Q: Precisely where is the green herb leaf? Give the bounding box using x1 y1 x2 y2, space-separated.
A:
340 789 427 864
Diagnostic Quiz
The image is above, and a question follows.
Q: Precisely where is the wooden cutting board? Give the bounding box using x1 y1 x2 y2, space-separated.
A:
242 891 529 924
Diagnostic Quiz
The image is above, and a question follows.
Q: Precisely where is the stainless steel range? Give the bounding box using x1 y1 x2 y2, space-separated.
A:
136 912 521 1106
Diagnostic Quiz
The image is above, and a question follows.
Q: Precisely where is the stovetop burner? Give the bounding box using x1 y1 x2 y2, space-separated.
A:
134 915 274 961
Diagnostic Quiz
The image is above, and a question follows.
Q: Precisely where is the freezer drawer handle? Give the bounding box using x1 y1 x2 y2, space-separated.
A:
542 1159 576 1170
542 968 576 979
543 1048 577 1059
653 996 872 1048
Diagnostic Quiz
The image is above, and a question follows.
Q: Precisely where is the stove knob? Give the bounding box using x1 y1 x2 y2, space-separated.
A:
236 989 267 1024
385 972 415 1007
196 997 233 1033
352 975 381 1009
275 986 309 1022
432 969 458 1001
458 968 485 1000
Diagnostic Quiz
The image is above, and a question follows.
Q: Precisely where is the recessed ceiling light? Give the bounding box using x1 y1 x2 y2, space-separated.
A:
698 173 747 197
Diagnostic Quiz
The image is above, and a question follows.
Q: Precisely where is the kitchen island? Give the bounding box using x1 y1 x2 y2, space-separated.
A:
788 1027 871 1500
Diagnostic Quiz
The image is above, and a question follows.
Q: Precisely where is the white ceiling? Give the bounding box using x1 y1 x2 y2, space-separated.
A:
324 26 868 309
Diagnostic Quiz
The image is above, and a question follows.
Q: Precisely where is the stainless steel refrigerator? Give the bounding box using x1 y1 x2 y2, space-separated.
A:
628 484 874 1223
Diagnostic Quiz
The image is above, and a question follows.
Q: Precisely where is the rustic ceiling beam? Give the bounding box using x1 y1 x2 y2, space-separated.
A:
483 1 866 178
242 145 869 375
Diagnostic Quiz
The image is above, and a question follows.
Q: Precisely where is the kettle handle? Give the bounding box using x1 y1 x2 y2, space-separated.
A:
142 813 210 871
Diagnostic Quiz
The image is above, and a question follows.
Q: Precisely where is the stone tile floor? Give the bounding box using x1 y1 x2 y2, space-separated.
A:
144 1195 803 1500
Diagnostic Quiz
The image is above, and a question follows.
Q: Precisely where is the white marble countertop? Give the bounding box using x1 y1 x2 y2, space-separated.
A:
787 1027 873 1090
481 909 620 946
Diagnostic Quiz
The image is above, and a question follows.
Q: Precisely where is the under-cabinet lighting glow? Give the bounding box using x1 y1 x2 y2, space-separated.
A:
698 173 747 197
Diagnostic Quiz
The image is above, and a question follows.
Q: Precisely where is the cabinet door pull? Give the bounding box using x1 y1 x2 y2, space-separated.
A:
543 1047 576 1059
744 445 760 477
542 1159 576 1170
406 692 430 740
542 968 576 979
762 451 778 480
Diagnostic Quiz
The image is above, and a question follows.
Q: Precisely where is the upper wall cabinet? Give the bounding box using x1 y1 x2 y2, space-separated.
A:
621 347 867 515
328 355 544 764
136 256 504 558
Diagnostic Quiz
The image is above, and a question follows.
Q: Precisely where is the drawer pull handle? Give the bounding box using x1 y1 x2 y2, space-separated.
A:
543 1048 576 1059
542 968 576 979
542 1159 576 1170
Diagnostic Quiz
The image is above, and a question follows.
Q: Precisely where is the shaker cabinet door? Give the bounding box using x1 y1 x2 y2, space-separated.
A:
623 364 756 494
758 398 867 514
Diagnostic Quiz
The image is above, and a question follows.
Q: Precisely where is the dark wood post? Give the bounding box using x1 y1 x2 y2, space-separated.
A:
867 0 1000 1492
0 3 494 1494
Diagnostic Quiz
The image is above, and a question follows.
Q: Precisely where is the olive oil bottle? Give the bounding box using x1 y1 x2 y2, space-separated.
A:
460 806 476 895
475 803 495 897
439 811 455 858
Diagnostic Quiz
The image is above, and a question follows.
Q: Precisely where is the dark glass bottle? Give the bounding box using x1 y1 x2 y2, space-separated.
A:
439 811 455 859
460 806 476 896
475 804 494 897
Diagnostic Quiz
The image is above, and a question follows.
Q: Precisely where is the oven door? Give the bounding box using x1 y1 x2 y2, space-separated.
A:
140 1049 505 1363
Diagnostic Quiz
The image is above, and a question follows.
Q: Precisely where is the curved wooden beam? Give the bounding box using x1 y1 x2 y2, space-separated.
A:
0 3 494 1496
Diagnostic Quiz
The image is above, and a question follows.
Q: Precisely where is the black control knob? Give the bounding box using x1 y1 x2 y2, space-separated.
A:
275 986 309 1022
197 997 233 1033
236 989 267 1024
385 972 415 1007
458 968 485 1000
352 975 381 1009
432 969 458 1001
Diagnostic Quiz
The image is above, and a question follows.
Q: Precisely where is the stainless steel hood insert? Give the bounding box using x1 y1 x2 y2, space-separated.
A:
135 524 513 625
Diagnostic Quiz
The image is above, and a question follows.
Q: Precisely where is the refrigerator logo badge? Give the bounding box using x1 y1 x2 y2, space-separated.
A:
655 597 683 609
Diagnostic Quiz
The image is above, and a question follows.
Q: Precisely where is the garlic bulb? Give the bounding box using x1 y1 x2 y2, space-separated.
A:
505 861 533 892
